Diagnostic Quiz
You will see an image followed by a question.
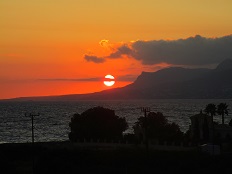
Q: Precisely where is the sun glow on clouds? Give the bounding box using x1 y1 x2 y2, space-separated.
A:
99 40 109 47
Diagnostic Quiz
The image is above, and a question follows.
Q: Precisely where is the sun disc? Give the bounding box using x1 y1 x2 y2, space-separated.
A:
104 74 115 87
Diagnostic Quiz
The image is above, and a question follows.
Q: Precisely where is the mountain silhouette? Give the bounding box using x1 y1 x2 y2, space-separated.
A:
215 58 232 71
6 59 232 101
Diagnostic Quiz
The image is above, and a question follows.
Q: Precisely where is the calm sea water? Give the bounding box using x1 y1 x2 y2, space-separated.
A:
0 99 231 144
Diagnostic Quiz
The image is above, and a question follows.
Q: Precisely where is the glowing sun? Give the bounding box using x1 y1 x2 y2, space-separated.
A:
104 74 115 87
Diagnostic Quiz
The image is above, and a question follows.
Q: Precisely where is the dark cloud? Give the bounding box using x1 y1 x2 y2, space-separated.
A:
84 35 232 66
108 45 133 58
131 35 232 66
104 35 232 66
84 54 105 63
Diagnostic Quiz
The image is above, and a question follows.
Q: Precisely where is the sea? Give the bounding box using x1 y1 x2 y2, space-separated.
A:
0 99 232 144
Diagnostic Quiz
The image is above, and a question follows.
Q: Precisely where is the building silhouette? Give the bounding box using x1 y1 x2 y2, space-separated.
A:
190 111 232 143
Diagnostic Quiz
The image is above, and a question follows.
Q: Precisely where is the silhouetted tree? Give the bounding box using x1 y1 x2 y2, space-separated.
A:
204 103 216 123
217 103 229 125
69 106 128 142
133 112 183 142
204 104 217 145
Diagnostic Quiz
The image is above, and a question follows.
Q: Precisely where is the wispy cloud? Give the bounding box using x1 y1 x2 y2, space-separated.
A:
116 74 137 82
38 75 136 82
38 78 101 82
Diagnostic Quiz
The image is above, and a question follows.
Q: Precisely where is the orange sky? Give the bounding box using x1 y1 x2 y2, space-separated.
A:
1 0 232 99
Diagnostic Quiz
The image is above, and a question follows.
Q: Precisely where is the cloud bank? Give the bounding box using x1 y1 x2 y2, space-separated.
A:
130 35 232 66
84 35 232 66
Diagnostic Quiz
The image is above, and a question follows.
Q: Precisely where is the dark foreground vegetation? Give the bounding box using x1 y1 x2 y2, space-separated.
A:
1 142 232 174
69 104 232 146
1 103 231 174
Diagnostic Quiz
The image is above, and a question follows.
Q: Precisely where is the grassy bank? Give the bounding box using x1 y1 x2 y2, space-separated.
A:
0 141 232 174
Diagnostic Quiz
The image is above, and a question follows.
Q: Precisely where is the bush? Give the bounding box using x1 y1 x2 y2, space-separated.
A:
69 106 128 142
133 112 183 142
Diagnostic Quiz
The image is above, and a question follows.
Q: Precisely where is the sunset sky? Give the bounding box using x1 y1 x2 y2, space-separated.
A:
1 0 232 99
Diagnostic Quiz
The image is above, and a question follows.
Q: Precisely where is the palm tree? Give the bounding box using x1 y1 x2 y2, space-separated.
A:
217 103 229 125
204 103 217 148
204 103 216 123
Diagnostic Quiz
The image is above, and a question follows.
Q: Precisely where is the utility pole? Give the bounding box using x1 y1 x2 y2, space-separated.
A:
212 116 215 156
25 113 39 144
141 107 150 157
25 113 40 174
